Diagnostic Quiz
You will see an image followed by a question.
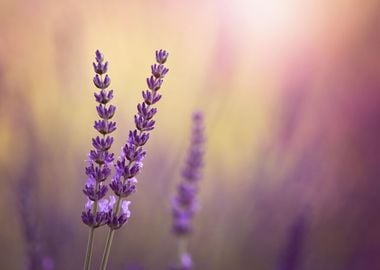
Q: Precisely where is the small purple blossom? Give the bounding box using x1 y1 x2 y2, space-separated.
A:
93 51 108 74
151 63 169 78
92 136 114 151
83 181 108 201
97 104 116 119
93 74 111 89
85 163 112 182
107 200 131 230
94 119 117 135
109 176 137 197
94 89 113 104
156 49 169 64
146 75 163 91
82 197 117 228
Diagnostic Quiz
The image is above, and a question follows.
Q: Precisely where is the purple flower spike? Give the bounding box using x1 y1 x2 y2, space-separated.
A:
172 112 205 236
108 50 169 230
82 50 117 229
170 112 205 270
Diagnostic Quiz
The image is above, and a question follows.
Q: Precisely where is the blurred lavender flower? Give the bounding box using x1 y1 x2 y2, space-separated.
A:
99 49 169 270
82 50 116 270
275 213 308 270
171 112 205 270
172 112 205 236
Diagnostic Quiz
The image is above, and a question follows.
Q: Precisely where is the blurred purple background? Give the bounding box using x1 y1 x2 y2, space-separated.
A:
0 0 380 269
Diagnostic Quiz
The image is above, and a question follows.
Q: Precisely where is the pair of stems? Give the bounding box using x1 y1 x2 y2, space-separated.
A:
99 195 122 270
83 197 117 270
83 225 116 270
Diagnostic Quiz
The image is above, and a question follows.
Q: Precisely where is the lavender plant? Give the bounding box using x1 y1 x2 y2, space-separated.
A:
82 50 116 270
99 49 169 270
171 112 205 270
80 49 169 270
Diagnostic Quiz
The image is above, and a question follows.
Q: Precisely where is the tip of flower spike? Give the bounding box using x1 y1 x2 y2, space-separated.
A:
192 111 203 121
95 50 104 63
155 49 169 64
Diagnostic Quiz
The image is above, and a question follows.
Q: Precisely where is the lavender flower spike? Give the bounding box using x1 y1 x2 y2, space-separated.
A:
99 49 169 270
171 112 205 270
82 50 116 270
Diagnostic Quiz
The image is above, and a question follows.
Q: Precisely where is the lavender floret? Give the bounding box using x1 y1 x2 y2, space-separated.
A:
156 49 169 64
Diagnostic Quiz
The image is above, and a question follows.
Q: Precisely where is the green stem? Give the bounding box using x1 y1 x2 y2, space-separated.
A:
99 228 115 270
83 227 95 270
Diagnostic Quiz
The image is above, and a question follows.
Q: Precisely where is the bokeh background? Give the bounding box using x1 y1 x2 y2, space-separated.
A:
1 0 380 269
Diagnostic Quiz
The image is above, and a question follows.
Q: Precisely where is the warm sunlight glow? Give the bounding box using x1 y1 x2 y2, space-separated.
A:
226 0 309 40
